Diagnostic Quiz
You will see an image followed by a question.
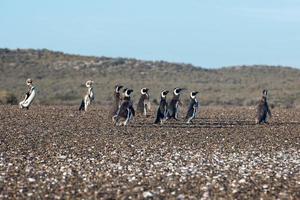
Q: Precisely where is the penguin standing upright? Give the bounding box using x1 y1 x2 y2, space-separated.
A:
113 89 135 126
166 88 183 120
154 90 169 124
137 88 151 116
79 80 94 111
111 85 123 116
19 78 36 109
255 89 272 124
186 91 199 123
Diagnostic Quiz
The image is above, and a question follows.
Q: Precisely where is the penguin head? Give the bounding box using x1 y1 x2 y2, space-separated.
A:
85 80 94 88
115 85 123 93
124 89 133 97
190 91 199 99
26 78 33 86
262 89 268 97
161 90 169 98
173 88 183 96
261 90 268 102
141 88 149 94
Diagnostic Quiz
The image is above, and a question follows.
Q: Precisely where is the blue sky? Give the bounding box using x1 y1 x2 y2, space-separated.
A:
1 0 300 68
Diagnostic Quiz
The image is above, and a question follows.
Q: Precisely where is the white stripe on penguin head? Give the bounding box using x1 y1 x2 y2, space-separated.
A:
141 88 147 94
173 88 180 96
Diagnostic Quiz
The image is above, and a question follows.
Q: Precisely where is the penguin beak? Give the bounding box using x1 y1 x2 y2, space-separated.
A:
177 89 184 93
177 88 186 93
128 89 133 94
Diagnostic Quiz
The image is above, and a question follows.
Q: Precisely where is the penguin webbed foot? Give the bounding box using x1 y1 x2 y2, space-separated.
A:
186 120 193 124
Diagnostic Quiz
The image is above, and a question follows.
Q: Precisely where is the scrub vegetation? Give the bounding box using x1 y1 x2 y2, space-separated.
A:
1 48 300 107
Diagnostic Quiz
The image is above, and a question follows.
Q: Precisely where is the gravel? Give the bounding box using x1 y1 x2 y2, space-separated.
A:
0 105 299 199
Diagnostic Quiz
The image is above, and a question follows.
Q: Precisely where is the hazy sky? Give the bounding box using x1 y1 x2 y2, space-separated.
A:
1 0 300 68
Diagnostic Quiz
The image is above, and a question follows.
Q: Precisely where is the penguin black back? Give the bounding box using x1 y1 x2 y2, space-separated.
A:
154 90 169 124
114 89 135 126
186 91 199 123
256 89 272 124
167 88 183 120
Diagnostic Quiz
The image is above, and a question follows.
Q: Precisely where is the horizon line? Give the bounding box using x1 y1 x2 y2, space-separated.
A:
1 47 299 70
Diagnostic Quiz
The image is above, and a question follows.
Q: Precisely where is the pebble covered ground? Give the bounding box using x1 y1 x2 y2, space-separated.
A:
0 105 299 199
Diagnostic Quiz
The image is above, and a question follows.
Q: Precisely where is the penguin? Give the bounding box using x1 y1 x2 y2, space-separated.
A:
113 88 135 126
186 91 199 124
137 88 151 116
112 87 128 122
166 88 184 120
111 85 124 116
255 89 272 124
154 90 169 124
79 80 95 111
19 78 36 109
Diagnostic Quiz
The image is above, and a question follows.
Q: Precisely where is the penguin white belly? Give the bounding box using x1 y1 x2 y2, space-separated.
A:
19 89 36 108
143 102 148 116
84 95 91 111
175 102 179 119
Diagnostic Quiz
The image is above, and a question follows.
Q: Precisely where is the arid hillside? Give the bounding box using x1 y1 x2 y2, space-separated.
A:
1 48 300 107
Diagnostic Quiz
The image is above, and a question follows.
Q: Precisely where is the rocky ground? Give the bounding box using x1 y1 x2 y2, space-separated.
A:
0 105 299 199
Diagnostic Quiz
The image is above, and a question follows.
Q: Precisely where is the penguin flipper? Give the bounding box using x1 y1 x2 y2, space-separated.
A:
79 99 85 111
131 106 135 117
154 111 161 124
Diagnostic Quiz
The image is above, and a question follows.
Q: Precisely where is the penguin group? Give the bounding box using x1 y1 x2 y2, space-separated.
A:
18 78 272 126
111 86 200 126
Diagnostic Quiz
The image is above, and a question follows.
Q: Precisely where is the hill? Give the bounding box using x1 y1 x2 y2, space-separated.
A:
0 48 300 107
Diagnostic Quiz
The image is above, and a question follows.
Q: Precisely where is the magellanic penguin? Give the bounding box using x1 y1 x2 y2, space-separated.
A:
111 85 124 116
186 91 199 123
79 80 95 111
166 88 184 120
112 87 128 122
19 78 36 109
137 88 151 116
113 88 135 126
154 90 169 124
255 89 272 124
